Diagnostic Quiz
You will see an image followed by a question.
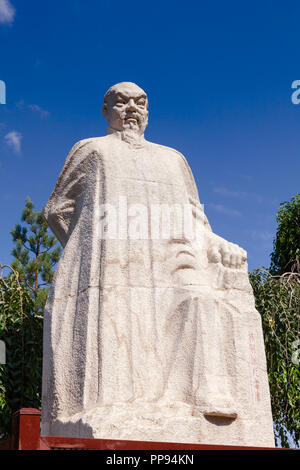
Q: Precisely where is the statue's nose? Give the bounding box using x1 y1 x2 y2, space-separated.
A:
127 98 137 110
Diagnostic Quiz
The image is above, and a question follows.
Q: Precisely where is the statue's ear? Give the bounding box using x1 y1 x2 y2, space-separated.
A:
102 103 108 119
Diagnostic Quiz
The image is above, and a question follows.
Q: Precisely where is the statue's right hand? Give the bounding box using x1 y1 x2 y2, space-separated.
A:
207 238 247 269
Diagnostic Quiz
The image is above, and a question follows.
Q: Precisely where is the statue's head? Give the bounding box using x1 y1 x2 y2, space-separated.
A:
102 82 148 135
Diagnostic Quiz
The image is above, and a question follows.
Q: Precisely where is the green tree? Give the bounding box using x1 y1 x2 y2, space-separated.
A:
11 197 61 313
0 265 43 438
0 198 61 439
249 269 300 448
250 193 300 448
270 193 300 275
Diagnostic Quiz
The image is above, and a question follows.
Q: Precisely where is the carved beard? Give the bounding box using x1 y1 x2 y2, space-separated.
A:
121 128 145 148
107 122 147 149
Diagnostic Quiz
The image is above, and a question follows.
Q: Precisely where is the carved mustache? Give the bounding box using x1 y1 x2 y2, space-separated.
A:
124 112 142 123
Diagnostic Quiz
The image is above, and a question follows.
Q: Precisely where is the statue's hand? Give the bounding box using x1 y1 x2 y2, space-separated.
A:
207 238 247 268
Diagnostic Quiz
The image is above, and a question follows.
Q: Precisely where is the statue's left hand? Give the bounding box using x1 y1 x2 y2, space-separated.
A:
207 237 247 268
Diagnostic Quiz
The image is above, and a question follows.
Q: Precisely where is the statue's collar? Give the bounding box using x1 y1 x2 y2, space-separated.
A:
106 127 146 149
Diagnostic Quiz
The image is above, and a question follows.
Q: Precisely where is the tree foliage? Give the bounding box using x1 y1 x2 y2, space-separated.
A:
249 268 300 448
11 197 61 313
0 265 43 438
250 192 300 448
270 194 300 275
0 198 61 438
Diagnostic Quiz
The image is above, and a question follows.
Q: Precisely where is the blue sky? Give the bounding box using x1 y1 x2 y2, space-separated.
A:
0 0 299 271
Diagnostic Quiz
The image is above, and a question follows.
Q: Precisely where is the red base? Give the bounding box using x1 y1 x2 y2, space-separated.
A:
0 408 289 450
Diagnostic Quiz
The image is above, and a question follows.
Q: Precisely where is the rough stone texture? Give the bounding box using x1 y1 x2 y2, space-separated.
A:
41 82 275 446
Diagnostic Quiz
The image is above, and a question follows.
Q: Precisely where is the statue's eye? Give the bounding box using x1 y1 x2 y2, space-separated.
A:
115 99 125 106
137 100 145 107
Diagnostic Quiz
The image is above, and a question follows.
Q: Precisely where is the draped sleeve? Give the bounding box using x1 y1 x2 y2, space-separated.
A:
44 139 97 248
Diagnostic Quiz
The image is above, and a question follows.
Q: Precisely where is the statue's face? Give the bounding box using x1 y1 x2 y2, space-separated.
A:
103 83 148 134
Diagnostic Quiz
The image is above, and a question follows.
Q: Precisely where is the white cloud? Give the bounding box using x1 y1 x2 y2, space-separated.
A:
213 186 264 203
15 100 50 118
4 130 22 154
16 99 25 109
250 230 274 241
28 104 50 118
225 170 252 182
0 0 15 24
208 203 241 217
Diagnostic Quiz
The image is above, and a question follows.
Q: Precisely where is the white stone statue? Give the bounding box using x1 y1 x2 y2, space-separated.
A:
41 82 275 446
